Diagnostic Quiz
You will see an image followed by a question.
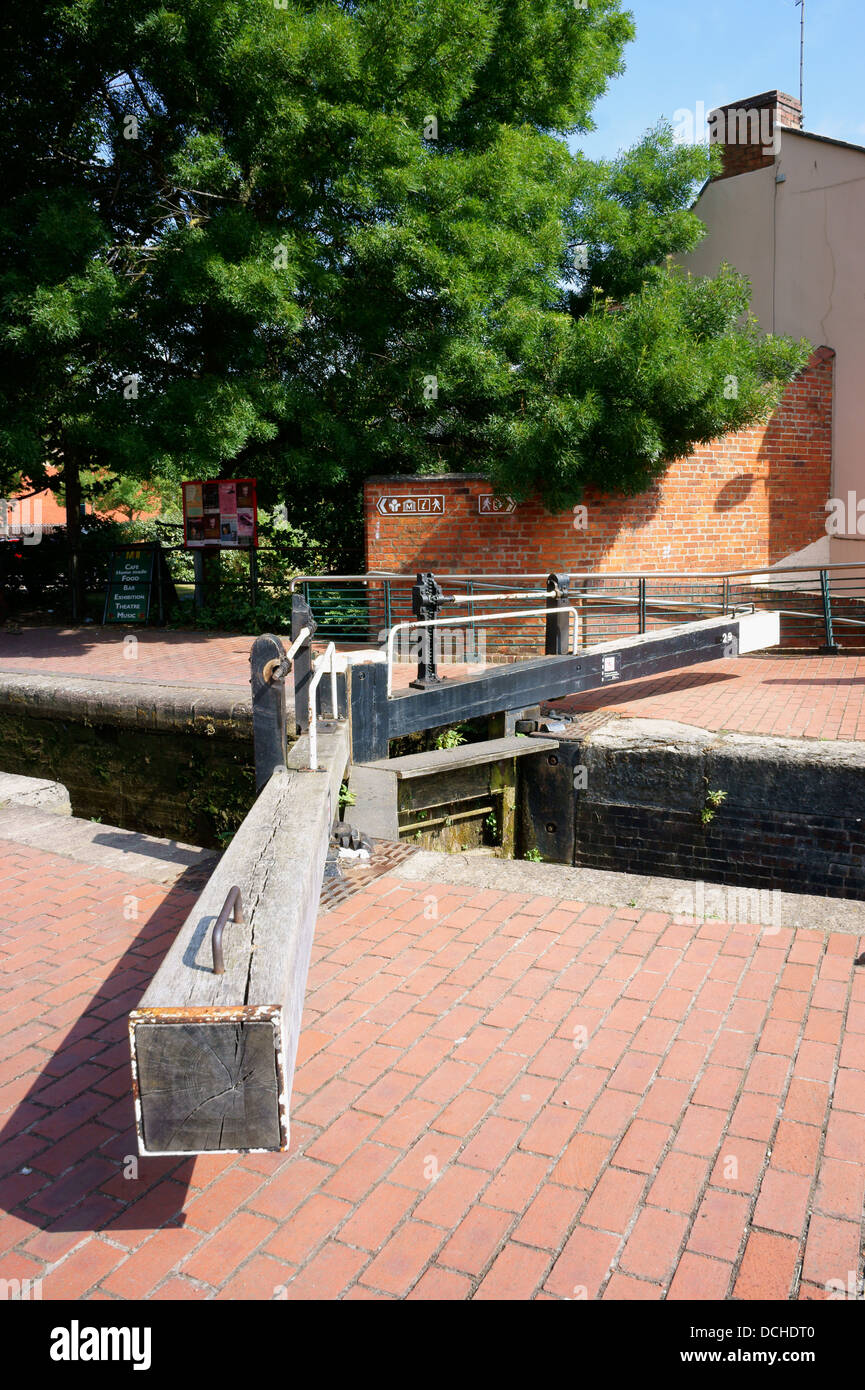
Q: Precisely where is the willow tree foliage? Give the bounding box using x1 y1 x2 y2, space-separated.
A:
0 1 809 568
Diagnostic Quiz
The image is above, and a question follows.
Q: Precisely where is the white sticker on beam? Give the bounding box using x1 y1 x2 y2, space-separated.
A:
737 610 781 654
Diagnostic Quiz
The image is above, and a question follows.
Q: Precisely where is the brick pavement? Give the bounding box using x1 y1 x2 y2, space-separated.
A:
550 653 865 742
0 627 254 688
1 834 863 1300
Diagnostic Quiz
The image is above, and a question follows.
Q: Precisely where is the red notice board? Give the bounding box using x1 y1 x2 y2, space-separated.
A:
182 478 258 549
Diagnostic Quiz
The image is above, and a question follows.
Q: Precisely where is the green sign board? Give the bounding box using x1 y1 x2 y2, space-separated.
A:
103 547 155 624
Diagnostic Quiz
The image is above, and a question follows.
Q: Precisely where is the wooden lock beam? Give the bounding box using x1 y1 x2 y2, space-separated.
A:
128 724 348 1155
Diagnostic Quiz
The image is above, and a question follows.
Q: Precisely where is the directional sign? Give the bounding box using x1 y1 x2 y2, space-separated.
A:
478 494 517 515
376 495 445 517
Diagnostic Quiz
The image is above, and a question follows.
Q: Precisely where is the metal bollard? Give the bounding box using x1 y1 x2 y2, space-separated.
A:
545 573 571 654
409 572 446 689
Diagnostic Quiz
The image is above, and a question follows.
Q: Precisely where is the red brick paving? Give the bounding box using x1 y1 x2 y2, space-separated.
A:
552 652 865 742
0 626 472 692
0 627 254 687
1 839 863 1300
4 629 865 739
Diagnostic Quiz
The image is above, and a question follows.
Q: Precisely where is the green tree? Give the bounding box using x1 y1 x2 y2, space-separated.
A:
0 0 809 592
78 469 175 522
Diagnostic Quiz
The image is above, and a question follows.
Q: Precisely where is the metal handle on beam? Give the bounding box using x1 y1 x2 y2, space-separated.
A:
263 626 310 683
211 886 245 975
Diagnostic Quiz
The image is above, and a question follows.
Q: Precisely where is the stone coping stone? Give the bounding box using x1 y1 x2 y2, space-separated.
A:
0 804 217 885
0 771 71 815
394 849 865 934
0 671 254 736
576 717 865 817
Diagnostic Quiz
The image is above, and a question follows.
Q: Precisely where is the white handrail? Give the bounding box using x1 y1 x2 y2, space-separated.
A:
385 606 578 697
308 642 338 771
284 626 311 665
444 590 548 603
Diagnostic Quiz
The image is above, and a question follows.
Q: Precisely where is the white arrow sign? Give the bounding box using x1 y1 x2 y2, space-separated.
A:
376 495 445 516
478 494 517 515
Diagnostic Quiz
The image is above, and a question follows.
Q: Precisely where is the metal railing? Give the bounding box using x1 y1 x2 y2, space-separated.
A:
308 643 339 771
384 605 579 696
292 562 865 655
211 886 245 975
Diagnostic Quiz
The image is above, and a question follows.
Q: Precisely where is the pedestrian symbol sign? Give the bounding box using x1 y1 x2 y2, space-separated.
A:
478 494 517 515
376 495 445 516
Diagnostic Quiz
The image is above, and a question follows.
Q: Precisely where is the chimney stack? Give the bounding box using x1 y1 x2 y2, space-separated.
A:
708 90 803 180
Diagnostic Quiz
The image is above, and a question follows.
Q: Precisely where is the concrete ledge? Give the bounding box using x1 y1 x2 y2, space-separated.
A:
349 764 399 841
0 672 252 736
0 804 217 884
393 849 865 933
0 772 71 815
582 718 865 816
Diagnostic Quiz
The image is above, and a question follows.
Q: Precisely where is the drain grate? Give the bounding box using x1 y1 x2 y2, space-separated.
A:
318 836 419 911
540 708 619 739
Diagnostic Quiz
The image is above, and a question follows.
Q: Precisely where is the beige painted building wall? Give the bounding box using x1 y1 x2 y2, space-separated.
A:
681 127 865 566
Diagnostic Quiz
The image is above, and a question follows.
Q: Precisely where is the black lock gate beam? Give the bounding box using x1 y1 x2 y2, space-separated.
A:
348 610 778 764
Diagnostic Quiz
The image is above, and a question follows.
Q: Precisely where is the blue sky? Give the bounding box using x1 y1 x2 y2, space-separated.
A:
574 0 863 161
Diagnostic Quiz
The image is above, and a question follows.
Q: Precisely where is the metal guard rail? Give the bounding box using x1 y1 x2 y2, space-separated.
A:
384 606 579 697
294 564 865 653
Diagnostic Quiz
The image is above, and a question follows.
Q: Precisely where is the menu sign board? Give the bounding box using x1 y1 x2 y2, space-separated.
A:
182 478 258 548
103 547 155 624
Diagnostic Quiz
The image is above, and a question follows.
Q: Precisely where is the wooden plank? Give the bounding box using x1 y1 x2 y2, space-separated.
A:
129 724 348 1155
362 735 559 778
490 759 517 856
348 658 390 762
397 763 493 813
133 1021 281 1153
349 765 399 840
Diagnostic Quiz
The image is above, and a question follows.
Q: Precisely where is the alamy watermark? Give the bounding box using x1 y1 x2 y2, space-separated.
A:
825 1272 865 1300
0 497 42 544
0 1276 42 1300
825 492 865 536
382 625 487 670
673 102 779 156
50 1321 151 1371
686 880 781 934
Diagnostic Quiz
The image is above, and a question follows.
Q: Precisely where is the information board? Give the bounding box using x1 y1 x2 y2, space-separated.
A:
103 547 155 624
182 478 258 548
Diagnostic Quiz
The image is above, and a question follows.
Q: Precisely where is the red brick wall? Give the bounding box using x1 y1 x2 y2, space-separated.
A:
365 349 834 578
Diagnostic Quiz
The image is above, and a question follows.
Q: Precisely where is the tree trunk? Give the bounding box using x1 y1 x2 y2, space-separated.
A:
64 451 84 622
